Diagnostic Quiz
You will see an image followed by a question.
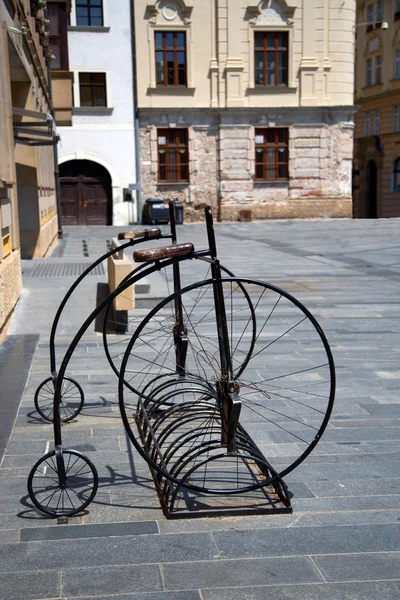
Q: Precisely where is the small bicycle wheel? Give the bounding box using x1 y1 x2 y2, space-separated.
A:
120 277 335 488
28 450 98 517
103 258 256 385
34 376 84 423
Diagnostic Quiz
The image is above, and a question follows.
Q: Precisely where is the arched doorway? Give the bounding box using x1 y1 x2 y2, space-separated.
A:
59 160 112 225
366 160 378 219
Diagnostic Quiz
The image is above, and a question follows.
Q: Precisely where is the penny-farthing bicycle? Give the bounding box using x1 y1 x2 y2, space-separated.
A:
28 203 335 517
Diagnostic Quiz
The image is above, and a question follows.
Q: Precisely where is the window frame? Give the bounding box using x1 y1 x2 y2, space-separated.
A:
157 128 189 183
395 50 400 79
373 109 380 135
254 128 289 182
393 105 399 132
393 158 400 191
78 72 107 107
155 31 187 87
375 55 382 84
366 57 373 86
75 0 104 26
47 2 69 70
254 31 289 88
364 112 371 136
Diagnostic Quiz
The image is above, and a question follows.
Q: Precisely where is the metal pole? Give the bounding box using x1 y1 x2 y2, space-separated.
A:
130 0 142 224
45 7 63 239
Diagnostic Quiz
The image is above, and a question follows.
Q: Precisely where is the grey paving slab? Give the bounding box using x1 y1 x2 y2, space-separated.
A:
64 593 201 600
201 581 400 600
0 569 59 600
162 556 323 590
0 335 39 459
0 533 218 573
62 564 163 597
314 552 400 582
20 520 158 541
214 523 400 559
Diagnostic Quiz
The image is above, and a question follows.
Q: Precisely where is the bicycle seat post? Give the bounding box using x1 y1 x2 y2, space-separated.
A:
194 203 217 258
168 199 178 244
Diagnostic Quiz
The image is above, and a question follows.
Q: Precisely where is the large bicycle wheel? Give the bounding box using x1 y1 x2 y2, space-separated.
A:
34 376 84 423
103 258 256 386
119 277 335 490
28 450 98 517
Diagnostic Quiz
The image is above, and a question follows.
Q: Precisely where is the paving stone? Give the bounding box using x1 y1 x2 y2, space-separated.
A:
0 532 217 572
214 523 400 559
20 520 158 541
314 552 400 582
201 581 400 600
0 569 59 600
0 529 19 543
64 592 200 600
62 564 163 596
163 556 322 590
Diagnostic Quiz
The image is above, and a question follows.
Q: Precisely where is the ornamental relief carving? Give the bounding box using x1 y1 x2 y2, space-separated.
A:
247 0 295 26
146 0 193 25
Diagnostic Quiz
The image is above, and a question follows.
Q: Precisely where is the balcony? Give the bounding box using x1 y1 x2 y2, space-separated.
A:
51 71 74 126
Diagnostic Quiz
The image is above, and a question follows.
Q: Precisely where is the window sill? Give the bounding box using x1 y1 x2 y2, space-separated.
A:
148 86 196 96
247 86 297 94
68 26 110 33
156 181 190 186
253 179 289 184
73 107 113 115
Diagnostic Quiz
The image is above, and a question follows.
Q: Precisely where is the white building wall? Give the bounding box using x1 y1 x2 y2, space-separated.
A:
58 0 136 225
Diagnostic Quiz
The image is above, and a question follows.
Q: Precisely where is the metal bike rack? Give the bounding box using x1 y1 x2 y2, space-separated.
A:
28 202 335 520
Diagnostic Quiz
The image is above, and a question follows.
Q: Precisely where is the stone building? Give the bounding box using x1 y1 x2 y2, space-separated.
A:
134 0 356 221
353 0 400 218
57 0 138 226
0 0 72 334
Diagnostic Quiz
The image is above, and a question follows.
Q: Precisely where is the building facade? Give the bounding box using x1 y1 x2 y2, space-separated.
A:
0 0 72 334
353 0 400 218
57 0 137 226
135 0 356 221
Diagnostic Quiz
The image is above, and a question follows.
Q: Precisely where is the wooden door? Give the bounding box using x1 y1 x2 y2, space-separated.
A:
60 182 81 225
60 160 112 226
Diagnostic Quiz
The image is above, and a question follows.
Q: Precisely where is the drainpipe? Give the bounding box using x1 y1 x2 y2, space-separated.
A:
45 8 63 239
130 0 142 224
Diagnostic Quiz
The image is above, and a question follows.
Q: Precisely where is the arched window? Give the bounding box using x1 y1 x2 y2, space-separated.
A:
393 158 400 192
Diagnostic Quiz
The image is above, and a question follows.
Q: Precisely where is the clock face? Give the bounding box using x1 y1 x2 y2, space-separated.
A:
162 3 178 21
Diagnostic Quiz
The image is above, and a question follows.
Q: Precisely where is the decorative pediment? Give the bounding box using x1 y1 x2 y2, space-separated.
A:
145 0 193 25
393 25 400 48
365 34 383 55
247 0 296 26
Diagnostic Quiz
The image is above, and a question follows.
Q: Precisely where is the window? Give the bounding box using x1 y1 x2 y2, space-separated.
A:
367 3 374 22
373 109 380 135
79 73 107 106
377 0 383 22
255 128 289 181
395 50 400 78
396 0 400 19
393 158 400 191
366 58 373 86
76 0 103 26
375 55 382 83
254 32 288 87
393 105 399 132
157 129 189 183
48 2 69 70
155 32 186 86
364 112 371 136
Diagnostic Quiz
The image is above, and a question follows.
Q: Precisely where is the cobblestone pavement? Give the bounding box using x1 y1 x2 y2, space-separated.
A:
1 218 400 600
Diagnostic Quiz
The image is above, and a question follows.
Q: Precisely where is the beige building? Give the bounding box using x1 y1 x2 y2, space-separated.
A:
0 0 72 334
353 0 400 218
134 0 356 221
